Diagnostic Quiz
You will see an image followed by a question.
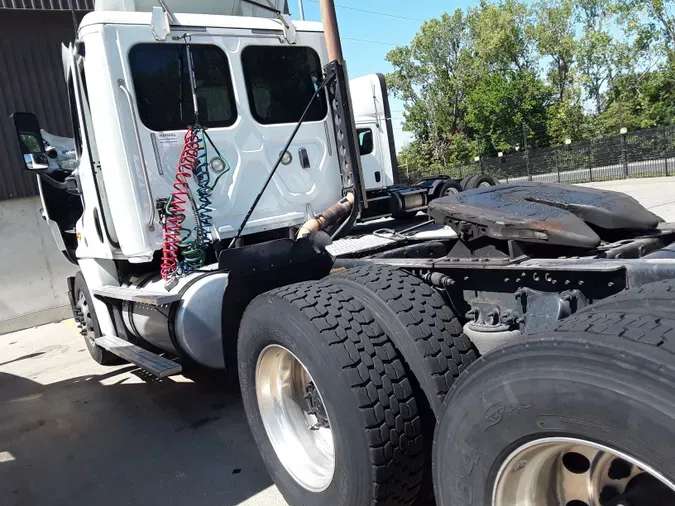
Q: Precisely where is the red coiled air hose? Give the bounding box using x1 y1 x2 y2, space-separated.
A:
161 128 200 280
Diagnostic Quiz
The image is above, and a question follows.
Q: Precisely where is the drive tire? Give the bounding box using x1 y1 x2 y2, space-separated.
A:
433 312 675 505
571 278 675 316
462 174 497 190
238 280 425 506
435 180 462 199
73 272 121 365
330 265 476 419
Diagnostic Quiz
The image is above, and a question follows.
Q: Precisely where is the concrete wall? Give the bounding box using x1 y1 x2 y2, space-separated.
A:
0 196 78 334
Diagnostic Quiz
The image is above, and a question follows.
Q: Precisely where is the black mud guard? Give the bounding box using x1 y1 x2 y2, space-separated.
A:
218 233 335 375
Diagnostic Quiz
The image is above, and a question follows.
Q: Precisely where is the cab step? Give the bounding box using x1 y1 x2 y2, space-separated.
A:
92 285 182 305
95 335 182 378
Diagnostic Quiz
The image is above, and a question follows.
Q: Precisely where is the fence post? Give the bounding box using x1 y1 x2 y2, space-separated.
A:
588 142 593 182
523 123 531 181
664 127 670 177
556 150 561 183
621 128 629 177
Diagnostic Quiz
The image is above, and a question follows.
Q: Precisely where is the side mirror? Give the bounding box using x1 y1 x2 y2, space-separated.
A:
11 112 49 171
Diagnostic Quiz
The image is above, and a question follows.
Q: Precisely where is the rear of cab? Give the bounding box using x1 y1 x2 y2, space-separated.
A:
76 1 341 261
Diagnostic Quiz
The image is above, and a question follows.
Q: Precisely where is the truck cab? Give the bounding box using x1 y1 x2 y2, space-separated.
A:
11 0 360 371
349 73 477 221
350 73 399 190
39 1 343 264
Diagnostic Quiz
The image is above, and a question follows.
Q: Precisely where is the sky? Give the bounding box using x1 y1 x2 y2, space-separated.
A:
289 0 467 152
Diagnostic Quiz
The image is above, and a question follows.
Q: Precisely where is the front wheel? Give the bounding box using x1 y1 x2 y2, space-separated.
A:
432 331 675 506
238 280 425 506
73 272 121 365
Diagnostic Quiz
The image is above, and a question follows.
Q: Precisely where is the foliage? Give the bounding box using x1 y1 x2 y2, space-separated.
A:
387 0 675 170
386 10 472 159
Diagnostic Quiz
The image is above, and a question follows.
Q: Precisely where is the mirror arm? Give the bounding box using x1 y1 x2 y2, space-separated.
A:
39 173 81 195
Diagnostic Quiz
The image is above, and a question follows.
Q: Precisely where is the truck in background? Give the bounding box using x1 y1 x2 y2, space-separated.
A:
349 73 497 221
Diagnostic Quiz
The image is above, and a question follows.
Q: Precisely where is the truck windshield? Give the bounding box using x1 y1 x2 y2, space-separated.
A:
241 46 327 125
128 43 237 131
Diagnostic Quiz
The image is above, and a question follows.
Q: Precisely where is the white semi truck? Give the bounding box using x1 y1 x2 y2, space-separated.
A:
349 73 497 221
12 0 675 505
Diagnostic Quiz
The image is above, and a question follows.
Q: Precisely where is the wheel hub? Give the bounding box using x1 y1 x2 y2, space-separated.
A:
305 382 330 431
75 292 95 343
493 437 675 506
256 345 335 492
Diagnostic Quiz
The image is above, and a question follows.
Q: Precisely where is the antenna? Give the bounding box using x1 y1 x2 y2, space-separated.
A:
157 0 179 24
67 0 78 38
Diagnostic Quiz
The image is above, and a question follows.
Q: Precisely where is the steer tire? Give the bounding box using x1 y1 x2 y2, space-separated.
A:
433 310 675 505
73 272 121 365
238 280 425 506
330 265 476 419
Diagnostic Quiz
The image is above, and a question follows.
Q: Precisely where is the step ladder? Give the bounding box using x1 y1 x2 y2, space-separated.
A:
91 285 182 305
95 335 182 378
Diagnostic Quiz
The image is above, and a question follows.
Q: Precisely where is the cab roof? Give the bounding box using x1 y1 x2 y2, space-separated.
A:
80 10 323 33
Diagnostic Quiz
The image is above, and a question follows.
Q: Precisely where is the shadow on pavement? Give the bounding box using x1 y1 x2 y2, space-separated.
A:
0 352 46 367
0 367 273 506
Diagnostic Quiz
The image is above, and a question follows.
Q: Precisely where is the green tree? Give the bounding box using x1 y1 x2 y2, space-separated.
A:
465 70 553 150
532 0 577 102
575 0 654 129
386 9 472 164
464 0 552 150
598 67 675 131
621 0 675 59
388 0 673 177
467 0 536 73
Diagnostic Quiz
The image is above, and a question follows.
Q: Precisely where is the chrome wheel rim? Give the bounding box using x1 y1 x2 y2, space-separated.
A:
493 437 675 506
443 186 460 196
479 181 492 188
256 345 335 492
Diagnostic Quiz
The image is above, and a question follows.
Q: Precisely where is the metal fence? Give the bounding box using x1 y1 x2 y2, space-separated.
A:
401 124 675 185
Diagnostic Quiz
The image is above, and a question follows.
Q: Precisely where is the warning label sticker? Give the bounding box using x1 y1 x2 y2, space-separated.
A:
157 132 179 146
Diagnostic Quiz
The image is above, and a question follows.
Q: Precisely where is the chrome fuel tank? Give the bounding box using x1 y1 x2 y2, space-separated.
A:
122 271 228 369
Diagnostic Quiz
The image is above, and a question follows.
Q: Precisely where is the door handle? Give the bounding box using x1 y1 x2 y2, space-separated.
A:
299 148 310 169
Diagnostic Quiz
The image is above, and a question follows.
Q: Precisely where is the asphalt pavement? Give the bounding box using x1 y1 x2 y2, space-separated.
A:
0 321 287 506
580 176 675 221
2 176 675 506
